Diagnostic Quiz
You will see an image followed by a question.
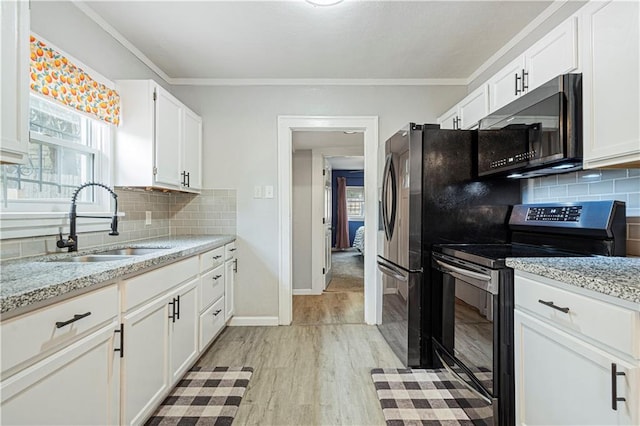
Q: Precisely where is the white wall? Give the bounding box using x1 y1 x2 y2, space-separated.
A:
292 150 312 291
172 84 466 318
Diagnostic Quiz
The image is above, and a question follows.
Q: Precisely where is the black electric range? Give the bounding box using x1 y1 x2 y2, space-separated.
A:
430 200 627 426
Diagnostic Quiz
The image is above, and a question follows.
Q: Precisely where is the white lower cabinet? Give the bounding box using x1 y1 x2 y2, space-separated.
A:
1 322 121 425
121 294 170 425
169 279 199 383
514 271 640 425
225 255 236 322
199 297 226 351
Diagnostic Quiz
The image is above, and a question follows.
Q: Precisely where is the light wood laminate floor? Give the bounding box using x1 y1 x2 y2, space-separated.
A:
197 324 403 425
292 292 364 325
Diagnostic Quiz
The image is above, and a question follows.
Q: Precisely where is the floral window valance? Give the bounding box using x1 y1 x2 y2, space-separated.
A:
29 36 120 126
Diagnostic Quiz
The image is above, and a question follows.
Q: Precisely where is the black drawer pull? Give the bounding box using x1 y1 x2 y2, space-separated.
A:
212 255 222 260
611 363 626 410
56 312 91 328
538 299 570 313
229 248 237 252
213 274 222 280
213 309 222 317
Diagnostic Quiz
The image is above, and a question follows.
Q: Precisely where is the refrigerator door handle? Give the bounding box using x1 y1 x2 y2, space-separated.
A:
381 154 391 240
377 259 408 282
382 153 397 240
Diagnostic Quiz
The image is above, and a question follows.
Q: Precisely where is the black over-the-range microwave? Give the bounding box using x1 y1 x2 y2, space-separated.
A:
477 73 582 179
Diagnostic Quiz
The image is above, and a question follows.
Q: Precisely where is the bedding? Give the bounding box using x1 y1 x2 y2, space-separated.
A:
353 226 365 254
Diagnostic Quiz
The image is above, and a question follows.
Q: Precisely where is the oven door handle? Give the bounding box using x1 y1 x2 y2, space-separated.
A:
377 259 408 282
435 259 491 282
434 348 492 405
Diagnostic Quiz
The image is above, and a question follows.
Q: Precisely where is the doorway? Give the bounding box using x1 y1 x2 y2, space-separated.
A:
277 116 379 326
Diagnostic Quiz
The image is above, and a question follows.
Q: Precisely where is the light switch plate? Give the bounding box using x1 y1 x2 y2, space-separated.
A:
254 186 263 198
145 211 152 225
264 185 274 198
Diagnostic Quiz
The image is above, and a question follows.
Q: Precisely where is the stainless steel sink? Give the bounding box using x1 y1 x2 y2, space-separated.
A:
94 247 167 256
53 255 135 263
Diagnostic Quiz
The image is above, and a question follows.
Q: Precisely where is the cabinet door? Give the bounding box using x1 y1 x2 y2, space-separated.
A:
154 86 182 187
0 0 30 164
488 56 526 113
169 279 199 384
525 17 578 92
459 85 489 130
437 105 458 130
225 258 236 321
121 296 169 425
182 108 202 191
1 322 120 425
582 0 640 168
515 310 639 425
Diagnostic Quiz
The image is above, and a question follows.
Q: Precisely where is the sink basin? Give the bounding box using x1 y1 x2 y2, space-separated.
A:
53 255 135 263
94 247 167 256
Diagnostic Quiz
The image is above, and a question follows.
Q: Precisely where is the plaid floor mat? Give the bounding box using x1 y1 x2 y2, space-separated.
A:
145 366 253 426
371 368 493 426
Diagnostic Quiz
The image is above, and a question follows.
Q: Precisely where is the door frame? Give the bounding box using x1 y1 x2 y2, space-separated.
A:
277 116 379 325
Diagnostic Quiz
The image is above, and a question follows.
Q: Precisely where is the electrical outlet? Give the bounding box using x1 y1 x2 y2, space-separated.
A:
254 186 263 198
264 185 274 199
145 211 152 225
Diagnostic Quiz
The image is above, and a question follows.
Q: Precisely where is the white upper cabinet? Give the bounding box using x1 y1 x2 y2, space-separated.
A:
581 0 640 169
437 85 489 130
488 17 578 113
0 0 30 164
114 80 202 192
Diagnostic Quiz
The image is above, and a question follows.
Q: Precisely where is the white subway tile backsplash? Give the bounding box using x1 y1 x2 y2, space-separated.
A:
614 177 640 194
557 173 577 185
549 185 568 198
588 180 614 195
566 183 589 196
533 187 549 199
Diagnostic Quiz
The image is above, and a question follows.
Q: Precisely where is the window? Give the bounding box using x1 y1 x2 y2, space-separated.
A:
1 94 111 212
346 186 365 220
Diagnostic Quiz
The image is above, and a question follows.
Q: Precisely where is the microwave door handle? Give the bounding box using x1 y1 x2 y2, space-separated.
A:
377 259 408 282
435 259 491 282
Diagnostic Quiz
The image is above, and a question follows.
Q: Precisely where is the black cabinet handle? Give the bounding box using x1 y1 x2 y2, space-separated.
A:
515 73 522 95
452 117 456 129
229 248 237 252
175 295 180 320
213 274 222 280
169 299 176 323
186 172 190 188
521 69 528 91
212 255 222 260
233 259 238 273
114 323 124 358
56 312 91 328
180 171 186 186
611 363 626 410
538 299 570 313
213 309 222 317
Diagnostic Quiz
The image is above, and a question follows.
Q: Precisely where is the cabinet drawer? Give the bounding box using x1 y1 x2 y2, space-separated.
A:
200 246 225 273
123 257 198 312
515 274 640 358
1 285 118 375
200 264 224 312
225 241 237 260
199 297 225 352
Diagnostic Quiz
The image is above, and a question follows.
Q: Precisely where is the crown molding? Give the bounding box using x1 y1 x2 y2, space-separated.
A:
169 78 467 86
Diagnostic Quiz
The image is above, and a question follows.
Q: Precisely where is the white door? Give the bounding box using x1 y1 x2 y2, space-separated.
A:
182 108 202 190
525 17 578 92
515 310 639 425
225 258 236 321
154 86 182 187
488 56 527 112
1 323 120 425
169 279 199 383
121 296 169 425
324 162 332 288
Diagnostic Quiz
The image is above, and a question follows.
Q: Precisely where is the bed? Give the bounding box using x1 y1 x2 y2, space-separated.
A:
353 226 365 255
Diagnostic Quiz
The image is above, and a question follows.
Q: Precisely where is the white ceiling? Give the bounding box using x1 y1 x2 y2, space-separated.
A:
80 0 553 82
328 156 364 170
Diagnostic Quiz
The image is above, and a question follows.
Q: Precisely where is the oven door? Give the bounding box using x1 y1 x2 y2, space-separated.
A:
432 252 499 405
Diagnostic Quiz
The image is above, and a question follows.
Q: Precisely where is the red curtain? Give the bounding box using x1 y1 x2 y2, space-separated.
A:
335 177 350 249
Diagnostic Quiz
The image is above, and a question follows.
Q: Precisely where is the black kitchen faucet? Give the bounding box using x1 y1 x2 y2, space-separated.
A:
57 182 119 252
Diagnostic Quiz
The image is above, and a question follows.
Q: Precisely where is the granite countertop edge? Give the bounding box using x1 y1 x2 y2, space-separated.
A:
1 235 235 318
506 257 640 306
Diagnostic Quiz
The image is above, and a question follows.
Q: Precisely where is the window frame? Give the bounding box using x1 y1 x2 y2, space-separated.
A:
346 185 365 221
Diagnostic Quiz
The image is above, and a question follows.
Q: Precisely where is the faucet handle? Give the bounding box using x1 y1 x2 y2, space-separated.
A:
109 215 119 236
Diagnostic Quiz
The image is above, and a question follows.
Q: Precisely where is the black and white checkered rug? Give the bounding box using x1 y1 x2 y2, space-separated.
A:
145 366 253 426
371 368 493 425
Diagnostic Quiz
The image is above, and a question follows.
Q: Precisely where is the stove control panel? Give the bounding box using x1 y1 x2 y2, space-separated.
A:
526 206 582 222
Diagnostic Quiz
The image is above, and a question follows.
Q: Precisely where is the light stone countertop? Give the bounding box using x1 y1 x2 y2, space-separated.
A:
506 257 640 306
0 235 235 319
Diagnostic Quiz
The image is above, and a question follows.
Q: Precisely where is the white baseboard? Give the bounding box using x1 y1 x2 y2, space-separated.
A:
292 288 322 295
228 316 279 326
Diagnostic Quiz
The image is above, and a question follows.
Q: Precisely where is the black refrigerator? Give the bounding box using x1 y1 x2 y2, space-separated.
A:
377 123 521 367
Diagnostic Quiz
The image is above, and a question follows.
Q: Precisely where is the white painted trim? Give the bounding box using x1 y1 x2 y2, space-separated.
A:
170 78 466 86
278 116 379 326
293 289 321 296
71 1 173 84
227 316 279 327
465 0 568 85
